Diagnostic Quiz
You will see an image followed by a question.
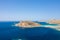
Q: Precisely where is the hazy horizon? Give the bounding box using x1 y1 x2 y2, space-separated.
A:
0 0 60 21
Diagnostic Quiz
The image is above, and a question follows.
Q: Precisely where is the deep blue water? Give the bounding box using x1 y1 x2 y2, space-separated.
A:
0 22 60 40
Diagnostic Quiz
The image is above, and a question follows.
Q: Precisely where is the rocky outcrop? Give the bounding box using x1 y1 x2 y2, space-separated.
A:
47 19 60 24
15 21 41 28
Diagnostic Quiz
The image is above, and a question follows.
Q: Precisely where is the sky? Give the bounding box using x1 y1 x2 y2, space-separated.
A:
0 0 60 21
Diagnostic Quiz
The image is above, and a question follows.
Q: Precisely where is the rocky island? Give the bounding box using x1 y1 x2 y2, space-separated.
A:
47 19 60 24
14 20 60 31
15 21 41 28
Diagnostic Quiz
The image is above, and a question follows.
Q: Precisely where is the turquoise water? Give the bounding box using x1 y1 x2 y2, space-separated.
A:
0 22 60 40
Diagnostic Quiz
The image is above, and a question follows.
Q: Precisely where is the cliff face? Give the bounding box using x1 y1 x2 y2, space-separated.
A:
15 21 41 28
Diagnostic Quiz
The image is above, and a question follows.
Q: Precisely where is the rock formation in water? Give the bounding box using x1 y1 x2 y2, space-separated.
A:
47 19 60 24
15 21 41 28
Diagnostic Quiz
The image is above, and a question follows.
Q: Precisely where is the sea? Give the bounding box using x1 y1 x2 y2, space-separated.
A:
0 21 60 40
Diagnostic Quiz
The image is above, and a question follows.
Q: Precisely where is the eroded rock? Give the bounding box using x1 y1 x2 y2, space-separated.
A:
15 21 41 28
47 19 60 24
